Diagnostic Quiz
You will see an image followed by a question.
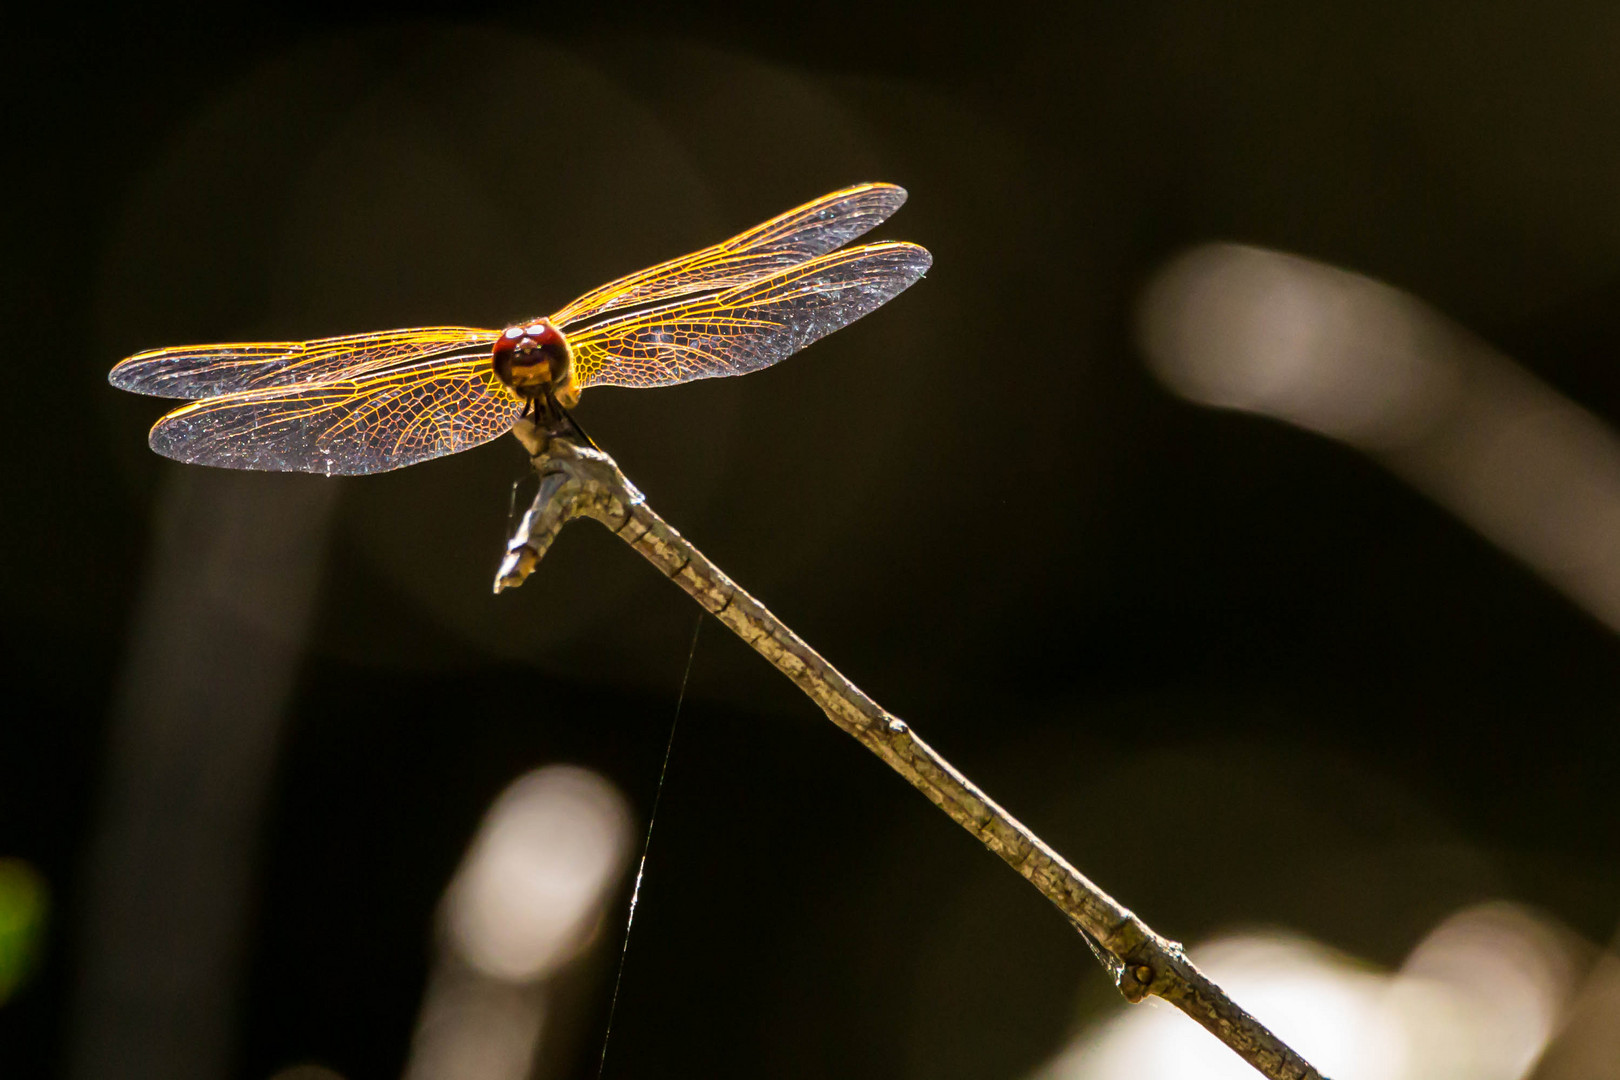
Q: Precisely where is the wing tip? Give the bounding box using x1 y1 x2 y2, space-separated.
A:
852 180 908 214
863 179 907 199
147 400 261 471
146 401 206 462
108 352 160 393
108 345 236 398
148 414 346 475
863 239 934 276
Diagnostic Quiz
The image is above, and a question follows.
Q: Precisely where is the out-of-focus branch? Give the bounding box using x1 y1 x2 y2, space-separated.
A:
495 420 1325 1080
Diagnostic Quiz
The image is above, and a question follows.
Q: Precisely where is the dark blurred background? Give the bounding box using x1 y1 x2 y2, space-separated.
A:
5 3 1620 1078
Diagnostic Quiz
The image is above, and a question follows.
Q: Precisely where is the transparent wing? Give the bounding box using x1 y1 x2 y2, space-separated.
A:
110 185 907 399
147 353 523 475
569 241 932 390
109 326 499 400
551 183 908 328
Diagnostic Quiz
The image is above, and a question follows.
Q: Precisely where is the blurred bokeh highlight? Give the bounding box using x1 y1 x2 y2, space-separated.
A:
1035 903 1599 1080
406 765 632 1080
1140 243 1620 631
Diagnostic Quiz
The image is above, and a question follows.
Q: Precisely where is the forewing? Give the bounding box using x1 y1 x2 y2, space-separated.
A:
551 183 909 327
110 326 499 400
569 241 932 390
147 354 523 475
113 185 907 399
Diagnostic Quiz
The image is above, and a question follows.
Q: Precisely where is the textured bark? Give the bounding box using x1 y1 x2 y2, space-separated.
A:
497 423 1326 1080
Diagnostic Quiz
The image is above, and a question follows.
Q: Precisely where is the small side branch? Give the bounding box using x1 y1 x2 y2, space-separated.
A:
497 425 1325 1080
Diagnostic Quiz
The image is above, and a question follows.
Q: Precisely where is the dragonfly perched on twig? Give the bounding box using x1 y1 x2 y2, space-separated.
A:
109 183 931 476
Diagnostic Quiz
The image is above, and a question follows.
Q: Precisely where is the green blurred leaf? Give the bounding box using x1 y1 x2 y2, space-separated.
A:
0 859 48 1005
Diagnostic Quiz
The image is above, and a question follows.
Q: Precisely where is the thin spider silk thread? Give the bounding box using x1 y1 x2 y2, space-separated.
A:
596 612 703 1079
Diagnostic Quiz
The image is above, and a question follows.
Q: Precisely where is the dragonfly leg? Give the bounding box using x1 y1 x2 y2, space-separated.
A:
531 388 602 452
560 406 603 454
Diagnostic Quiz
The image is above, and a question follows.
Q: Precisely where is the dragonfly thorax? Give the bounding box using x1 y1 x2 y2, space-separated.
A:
493 320 576 405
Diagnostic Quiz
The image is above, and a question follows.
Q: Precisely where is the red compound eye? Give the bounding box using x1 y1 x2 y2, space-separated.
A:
492 320 573 395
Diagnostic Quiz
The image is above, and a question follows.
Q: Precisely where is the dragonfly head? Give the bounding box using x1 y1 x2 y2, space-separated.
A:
493 319 576 403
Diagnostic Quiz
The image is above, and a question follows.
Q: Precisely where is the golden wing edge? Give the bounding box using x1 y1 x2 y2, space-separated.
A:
719 181 907 251
570 239 935 392
145 357 523 476
549 182 910 328
109 325 500 400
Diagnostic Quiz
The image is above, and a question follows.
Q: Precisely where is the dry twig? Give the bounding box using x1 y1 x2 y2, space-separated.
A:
496 420 1326 1080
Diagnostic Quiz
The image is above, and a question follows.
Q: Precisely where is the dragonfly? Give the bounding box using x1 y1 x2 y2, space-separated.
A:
109 183 931 476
